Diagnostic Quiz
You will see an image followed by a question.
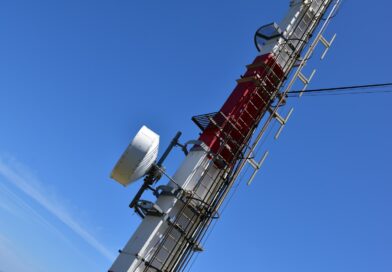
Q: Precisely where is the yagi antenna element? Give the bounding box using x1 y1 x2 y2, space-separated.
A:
111 126 160 186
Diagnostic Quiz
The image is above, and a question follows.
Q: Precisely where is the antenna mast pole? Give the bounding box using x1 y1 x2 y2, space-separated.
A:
109 1 341 271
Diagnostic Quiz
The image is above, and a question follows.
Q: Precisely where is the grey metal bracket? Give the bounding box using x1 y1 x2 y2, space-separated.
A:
192 243 204 252
129 131 183 211
136 200 165 218
154 185 182 199
319 33 337 60
179 140 205 156
298 69 317 97
247 151 269 186
270 107 294 139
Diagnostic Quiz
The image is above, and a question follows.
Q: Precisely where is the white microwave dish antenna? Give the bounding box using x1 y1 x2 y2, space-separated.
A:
111 126 160 186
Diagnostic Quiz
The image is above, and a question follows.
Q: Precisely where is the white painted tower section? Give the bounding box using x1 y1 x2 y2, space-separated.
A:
259 0 332 71
109 145 221 271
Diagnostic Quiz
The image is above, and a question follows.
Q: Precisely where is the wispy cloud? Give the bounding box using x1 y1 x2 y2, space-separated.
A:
0 233 41 272
0 156 115 261
0 181 96 265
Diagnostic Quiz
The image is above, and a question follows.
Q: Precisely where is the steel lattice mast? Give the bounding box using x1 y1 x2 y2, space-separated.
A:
108 1 341 271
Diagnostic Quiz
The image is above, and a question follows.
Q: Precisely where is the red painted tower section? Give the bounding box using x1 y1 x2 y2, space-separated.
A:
199 53 284 164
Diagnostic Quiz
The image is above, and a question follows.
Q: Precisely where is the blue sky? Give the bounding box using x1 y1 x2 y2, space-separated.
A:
0 0 391 271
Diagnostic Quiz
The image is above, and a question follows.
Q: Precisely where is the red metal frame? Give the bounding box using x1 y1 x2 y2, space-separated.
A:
199 53 284 164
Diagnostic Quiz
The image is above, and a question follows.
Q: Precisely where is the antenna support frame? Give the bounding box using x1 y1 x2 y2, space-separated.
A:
129 131 184 213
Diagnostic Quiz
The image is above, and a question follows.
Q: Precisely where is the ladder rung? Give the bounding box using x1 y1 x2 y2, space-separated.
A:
225 119 246 137
247 151 269 186
198 182 209 191
257 84 274 97
218 128 241 145
154 257 164 264
162 245 171 253
245 62 281 84
248 99 259 112
242 108 257 121
167 233 178 241
237 116 252 128
263 74 278 88
254 90 268 105
209 114 244 139
182 213 193 222
206 171 215 179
